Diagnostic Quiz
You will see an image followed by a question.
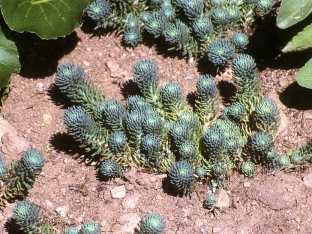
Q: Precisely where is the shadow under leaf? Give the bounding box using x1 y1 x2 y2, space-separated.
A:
280 82 312 110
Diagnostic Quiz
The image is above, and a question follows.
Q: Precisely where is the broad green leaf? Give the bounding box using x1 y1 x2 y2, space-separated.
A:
0 24 21 90
1 0 90 39
296 58 312 89
282 24 312 52
277 0 312 29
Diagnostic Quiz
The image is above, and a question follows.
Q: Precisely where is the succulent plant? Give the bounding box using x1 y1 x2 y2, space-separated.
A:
222 102 248 123
161 82 184 121
192 16 214 40
124 27 143 47
141 134 161 165
145 12 168 39
182 0 204 21
64 105 107 156
0 158 7 180
241 161 257 177
211 8 230 35
203 193 218 210
170 122 191 147
178 141 198 162
101 100 126 131
249 131 274 164
203 127 225 158
126 95 147 111
169 160 195 195
227 6 242 28
108 131 127 153
66 227 80 234
161 4 176 22
100 159 124 179
195 74 219 125
85 0 112 29
139 213 166 234
256 0 275 17
125 14 140 29
55 63 107 115
230 32 249 52
195 166 206 178
80 221 101 234
125 110 144 152
143 112 163 135
207 39 235 67
253 98 280 137
273 154 291 170
211 162 227 188
133 59 160 105
208 0 227 8
178 110 200 135
13 200 56 233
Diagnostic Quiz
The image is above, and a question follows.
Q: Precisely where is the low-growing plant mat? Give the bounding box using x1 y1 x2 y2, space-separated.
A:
1 24 312 233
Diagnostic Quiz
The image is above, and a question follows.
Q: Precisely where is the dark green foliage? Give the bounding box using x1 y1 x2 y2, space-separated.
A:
169 160 195 195
227 6 242 28
207 39 235 67
124 27 143 47
139 213 166 234
241 161 257 177
141 11 151 23
126 14 140 28
273 154 291 170
143 112 163 135
64 106 108 155
126 95 150 112
256 0 275 17
192 16 214 40
253 98 280 137
0 150 45 207
230 32 249 52
231 54 263 112
80 221 101 234
178 110 200 135
100 159 124 178
182 0 204 21
145 12 168 38
13 200 57 233
66 227 80 234
249 131 274 164
222 102 248 123
170 122 191 147
203 127 225 158
211 8 230 35
161 82 184 121
161 4 176 22
108 131 127 153
0 154 7 179
208 0 227 8
141 134 161 165
133 59 160 105
195 166 206 178
178 141 198 162
195 74 219 126
85 0 112 29
55 63 107 115
125 110 144 152
102 100 126 132
203 193 218 210
211 162 227 188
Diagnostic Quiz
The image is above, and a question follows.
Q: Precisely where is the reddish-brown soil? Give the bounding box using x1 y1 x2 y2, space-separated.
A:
1 20 312 234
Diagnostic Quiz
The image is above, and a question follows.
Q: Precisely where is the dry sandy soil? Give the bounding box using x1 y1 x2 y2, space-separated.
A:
1 16 312 234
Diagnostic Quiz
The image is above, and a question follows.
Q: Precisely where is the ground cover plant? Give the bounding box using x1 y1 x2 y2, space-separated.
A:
1 1 312 233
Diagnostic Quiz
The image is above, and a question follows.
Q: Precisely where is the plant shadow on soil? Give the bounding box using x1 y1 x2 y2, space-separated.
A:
280 82 312 110
12 31 80 79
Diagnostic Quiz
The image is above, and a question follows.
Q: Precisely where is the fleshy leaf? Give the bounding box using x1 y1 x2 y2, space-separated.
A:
296 58 312 89
1 0 90 39
277 0 312 29
0 24 20 95
282 24 312 52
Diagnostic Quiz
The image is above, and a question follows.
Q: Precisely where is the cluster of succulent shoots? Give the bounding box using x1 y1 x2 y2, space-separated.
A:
0 149 45 207
85 0 275 59
55 56 312 197
12 200 102 234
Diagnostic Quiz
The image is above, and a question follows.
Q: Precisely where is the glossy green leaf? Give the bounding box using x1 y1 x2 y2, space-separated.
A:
296 58 312 89
1 0 90 39
0 25 21 90
282 24 312 52
277 0 312 29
